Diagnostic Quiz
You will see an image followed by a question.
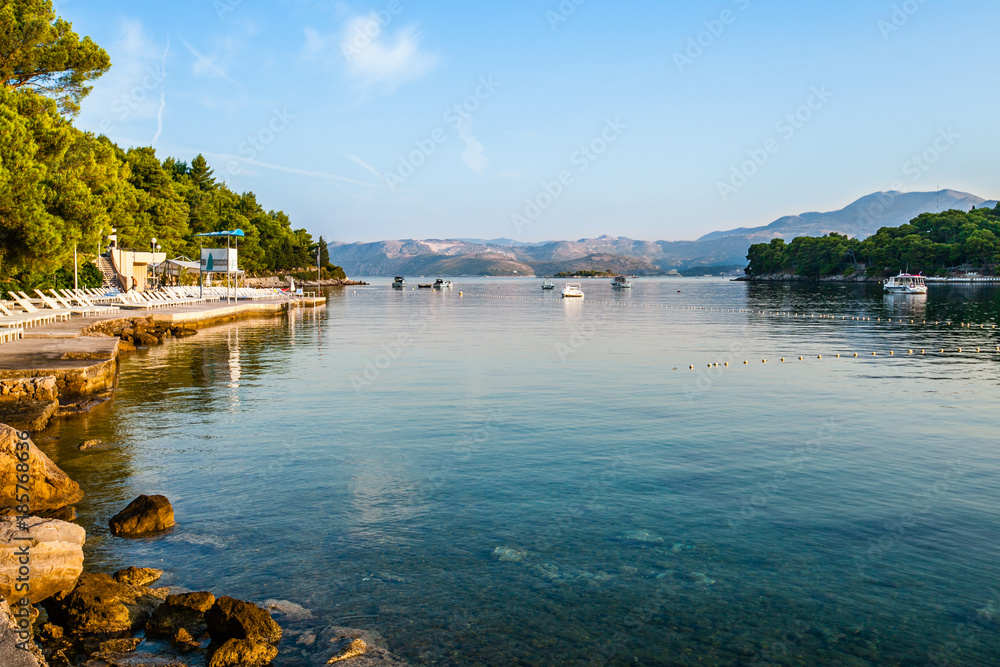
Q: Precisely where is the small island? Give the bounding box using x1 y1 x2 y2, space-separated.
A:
553 270 617 278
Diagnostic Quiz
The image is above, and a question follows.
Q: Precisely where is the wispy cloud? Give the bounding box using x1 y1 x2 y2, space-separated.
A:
458 120 488 175
346 153 385 180
177 35 246 94
197 150 382 187
302 14 440 94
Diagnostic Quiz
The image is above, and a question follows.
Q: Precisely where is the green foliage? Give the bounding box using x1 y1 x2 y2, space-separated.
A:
0 0 111 115
0 0 346 287
746 206 1000 278
554 270 615 277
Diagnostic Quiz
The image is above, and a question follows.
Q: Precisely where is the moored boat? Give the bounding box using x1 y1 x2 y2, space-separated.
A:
392 276 406 289
433 279 453 289
561 282 584 298
611 275 632 289
542 279 555 290
883 273 927 294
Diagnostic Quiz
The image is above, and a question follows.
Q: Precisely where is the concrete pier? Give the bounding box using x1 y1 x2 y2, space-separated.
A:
0 296 325 428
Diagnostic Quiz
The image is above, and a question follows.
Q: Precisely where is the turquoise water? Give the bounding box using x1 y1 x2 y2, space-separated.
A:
40 278 1000 665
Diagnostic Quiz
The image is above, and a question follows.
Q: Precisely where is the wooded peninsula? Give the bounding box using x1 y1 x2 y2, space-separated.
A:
744 205 1000 278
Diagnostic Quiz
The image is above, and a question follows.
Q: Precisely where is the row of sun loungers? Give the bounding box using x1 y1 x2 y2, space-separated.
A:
2 285 297 344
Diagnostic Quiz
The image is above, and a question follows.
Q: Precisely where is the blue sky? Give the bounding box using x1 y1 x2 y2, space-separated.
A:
67 0 999 243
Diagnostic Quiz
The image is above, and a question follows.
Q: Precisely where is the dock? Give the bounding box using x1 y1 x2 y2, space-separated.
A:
0 295 325 431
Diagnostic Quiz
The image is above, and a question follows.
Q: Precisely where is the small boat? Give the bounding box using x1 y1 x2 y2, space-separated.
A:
883 273 927 294
611 275 632 289
417 283 433 289
561 282 584 298
542 279 555 290
433 279 453 289
392 276 406 289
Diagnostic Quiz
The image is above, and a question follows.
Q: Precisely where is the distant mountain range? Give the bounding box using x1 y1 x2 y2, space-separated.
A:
330 190 998 276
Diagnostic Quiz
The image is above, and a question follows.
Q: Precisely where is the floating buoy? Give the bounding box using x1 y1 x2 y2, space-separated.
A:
690 365 694 370
854 353 859 357
762 359 767 364
744 361 748 365
781 358 785 362
889 351 894 355
724 362 729 367
958 348 962 353
872 352 877 356
799 356 804 360
818 355 822 359
908 350 913 354
836 354 841 358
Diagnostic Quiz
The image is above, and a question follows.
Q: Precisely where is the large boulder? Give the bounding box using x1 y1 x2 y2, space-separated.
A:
0 424 84 512
146 592 215 639
0 516 85 605
0 598 46 667
43 572 162 635
108 496 175 537
207 638 278 667
205 597 282 644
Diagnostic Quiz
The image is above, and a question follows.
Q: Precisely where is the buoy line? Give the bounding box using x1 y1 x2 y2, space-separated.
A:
350 290 999 331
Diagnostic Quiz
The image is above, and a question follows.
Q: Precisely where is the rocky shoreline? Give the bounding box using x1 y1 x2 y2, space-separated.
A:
0 303 409 666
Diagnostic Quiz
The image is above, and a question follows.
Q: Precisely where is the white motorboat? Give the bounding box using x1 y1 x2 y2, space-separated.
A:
433 279 453 289
561 282 584 298
883 273 927 294
392 276 406 289
542 279 555 290
611 275 632 289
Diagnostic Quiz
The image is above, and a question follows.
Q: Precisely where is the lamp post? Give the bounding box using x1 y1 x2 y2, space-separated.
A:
150 238 157 290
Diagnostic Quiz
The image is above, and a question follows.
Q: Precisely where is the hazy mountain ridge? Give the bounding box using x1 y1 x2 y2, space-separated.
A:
330 191 997 276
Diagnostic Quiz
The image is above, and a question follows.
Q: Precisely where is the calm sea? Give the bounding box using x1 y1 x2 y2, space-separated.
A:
40 278 1000 666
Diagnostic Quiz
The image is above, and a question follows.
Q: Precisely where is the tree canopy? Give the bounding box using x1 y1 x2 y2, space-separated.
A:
0 0 111 115
0 0 343 289
745 205 1000 278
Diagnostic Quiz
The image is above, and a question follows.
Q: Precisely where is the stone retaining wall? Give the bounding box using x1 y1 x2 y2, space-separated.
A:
0 377 57 403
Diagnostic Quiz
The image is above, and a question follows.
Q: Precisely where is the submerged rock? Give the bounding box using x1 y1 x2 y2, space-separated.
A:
146 592 215 639
316 626 411 666
0 424 85 512
493 546 529 562
109 496 175 537
327 637 367 663
620 529 664 544
78 439 102 451
0 516 85 605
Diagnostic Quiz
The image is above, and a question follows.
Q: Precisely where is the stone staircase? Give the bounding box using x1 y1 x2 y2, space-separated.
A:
95 255 121 290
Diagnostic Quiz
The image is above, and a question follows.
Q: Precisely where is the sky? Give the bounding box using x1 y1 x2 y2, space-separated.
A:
66 0 1000 244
